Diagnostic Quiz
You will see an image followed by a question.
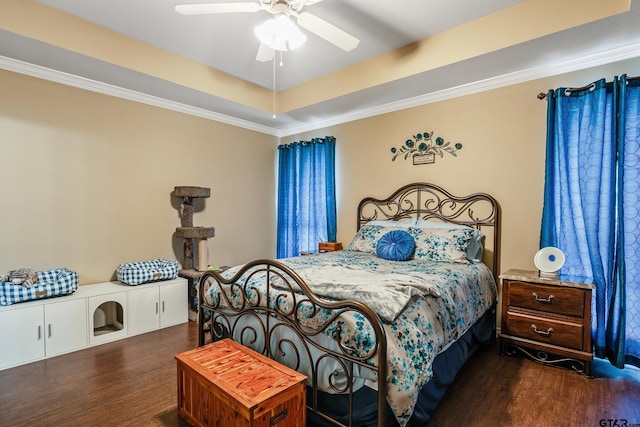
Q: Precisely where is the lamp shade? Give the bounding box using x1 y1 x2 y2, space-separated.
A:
255 15 306 51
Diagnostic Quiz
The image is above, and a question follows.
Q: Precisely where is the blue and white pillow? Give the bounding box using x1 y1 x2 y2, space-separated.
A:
0 268 79 306
116 258 179 285
411 227 475 263
415 219 485 262
345 224 398 254
346 220 482 264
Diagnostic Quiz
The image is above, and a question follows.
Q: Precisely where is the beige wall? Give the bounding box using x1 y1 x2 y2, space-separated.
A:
283 56 640 276
0 70 277 285
2 56 639 287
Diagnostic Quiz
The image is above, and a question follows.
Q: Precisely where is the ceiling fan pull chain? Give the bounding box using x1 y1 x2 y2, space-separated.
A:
272 54 277 119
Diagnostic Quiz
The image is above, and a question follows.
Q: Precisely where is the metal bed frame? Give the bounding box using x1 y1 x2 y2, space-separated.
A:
197 182 500 427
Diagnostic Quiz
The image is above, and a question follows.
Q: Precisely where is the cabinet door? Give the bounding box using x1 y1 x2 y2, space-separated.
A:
160 281 188 328
128 286 160 336
45 298 88 357
0 305 45 369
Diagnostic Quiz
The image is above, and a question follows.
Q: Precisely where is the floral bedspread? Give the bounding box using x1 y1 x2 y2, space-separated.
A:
206 251 496 426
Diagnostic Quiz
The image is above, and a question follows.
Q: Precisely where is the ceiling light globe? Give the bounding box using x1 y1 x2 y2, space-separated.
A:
255 15 306 52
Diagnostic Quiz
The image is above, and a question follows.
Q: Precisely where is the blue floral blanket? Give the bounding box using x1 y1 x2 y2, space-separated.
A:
207 251 496 426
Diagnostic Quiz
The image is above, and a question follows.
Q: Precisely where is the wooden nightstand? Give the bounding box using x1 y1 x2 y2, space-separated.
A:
498 269 594 377
318 242 342 252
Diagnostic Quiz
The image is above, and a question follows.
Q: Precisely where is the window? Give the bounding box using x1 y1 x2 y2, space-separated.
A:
276 137 336 258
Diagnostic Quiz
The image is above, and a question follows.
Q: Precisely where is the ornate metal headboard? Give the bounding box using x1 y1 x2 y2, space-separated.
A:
356 182 501 278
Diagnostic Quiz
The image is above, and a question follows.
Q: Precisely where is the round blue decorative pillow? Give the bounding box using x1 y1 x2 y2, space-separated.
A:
376 230 416 261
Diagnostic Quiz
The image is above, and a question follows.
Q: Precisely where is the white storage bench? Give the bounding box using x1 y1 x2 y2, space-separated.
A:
0 277 188 371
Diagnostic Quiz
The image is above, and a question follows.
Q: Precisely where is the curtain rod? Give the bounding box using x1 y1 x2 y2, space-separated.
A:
537 75 640 100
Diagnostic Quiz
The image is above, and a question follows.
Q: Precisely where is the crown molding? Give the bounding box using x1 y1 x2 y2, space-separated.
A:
278 41 640 136
0 55 281 137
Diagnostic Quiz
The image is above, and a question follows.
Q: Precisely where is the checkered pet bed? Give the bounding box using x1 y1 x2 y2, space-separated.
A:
0 268 79 306
116 258 179 285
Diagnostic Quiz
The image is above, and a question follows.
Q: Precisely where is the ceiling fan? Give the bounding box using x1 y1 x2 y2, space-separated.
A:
175 0 360 62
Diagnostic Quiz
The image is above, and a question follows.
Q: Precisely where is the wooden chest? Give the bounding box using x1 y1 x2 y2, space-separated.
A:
176 339 307 427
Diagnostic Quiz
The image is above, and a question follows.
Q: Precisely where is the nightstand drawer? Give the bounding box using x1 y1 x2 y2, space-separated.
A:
507 281 585 318
504 311 584 350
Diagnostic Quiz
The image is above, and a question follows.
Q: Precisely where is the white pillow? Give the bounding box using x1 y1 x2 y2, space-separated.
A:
365 218 417 228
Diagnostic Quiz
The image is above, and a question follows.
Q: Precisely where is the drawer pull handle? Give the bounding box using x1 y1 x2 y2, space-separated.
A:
270 408 288 425
532 292 554 303
531 324 553 336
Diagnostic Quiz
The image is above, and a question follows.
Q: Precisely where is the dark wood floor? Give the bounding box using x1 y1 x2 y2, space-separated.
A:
428 343 640 427
1 320 639 427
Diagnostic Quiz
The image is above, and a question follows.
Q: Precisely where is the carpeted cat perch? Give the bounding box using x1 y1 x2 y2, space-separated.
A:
174 186 215 272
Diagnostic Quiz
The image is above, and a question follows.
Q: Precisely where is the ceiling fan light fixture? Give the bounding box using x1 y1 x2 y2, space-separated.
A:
254 14 307 52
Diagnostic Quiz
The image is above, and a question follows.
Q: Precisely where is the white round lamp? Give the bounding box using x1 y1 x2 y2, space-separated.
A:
534 247 565 279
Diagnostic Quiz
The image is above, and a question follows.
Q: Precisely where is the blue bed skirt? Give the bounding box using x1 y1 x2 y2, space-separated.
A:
307 307 495 426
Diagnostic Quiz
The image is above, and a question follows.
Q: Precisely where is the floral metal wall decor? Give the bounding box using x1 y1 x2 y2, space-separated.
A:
390 130 463 165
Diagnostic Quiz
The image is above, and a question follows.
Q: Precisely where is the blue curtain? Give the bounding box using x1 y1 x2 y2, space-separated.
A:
541 75 640 368
277 136 337 259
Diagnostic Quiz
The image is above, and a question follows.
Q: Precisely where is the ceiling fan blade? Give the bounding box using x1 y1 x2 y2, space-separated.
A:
256 43 275 62
175 2 261 15
296 12 359 51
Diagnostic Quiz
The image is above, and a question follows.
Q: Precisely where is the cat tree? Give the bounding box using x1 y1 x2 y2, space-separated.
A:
174 186 215 272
